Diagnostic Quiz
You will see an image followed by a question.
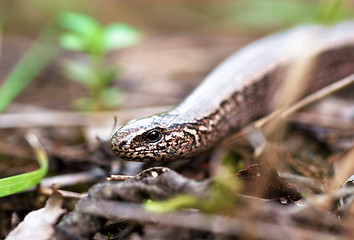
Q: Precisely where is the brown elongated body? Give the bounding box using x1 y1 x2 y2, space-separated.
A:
110 22 354 162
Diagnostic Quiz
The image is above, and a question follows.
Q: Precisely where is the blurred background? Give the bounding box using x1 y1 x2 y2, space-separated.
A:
1 0 353 114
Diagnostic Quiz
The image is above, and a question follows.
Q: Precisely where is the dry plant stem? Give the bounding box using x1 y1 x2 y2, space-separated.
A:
77 199 351 240
25 131 44 151
255 74 354 137
40 187 86 199
222 73 354 147
265 36 317 140
277 73 354 123
329 147 354 190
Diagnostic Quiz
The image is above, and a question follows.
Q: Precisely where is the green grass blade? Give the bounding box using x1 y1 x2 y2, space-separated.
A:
0 133 48 198
0 26 60 113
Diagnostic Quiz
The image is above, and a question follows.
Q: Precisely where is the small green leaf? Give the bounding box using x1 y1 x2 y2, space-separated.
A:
103 23 141 51
57 12 105 54
57 11 101 37
59 33 86 51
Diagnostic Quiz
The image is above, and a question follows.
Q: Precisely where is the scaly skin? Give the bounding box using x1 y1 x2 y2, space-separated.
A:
110 22 354 162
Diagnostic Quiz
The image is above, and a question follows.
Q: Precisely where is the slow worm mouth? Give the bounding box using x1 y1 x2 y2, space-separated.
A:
112 147 158 156
112 150 167 162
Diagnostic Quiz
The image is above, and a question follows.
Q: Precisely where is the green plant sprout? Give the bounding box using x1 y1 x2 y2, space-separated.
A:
57 12 141 111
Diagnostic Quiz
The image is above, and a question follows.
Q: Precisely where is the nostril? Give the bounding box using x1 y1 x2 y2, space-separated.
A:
119 141 127 148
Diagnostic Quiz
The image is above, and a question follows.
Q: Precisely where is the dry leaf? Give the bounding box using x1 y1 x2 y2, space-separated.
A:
5 191 66 240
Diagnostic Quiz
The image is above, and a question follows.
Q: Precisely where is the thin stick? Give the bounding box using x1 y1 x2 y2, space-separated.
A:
40 187 87 199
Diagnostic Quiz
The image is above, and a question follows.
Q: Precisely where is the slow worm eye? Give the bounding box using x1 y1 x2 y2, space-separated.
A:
145 129 162 143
